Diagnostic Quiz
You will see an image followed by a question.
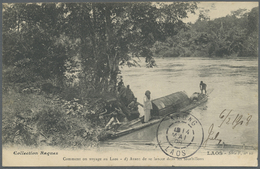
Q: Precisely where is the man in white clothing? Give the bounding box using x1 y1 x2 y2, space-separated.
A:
143 90 152 123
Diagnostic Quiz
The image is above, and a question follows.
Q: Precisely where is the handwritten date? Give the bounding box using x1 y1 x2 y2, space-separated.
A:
218 109 252 129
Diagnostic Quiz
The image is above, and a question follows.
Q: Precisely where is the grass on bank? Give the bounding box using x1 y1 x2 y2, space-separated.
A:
2 86 108 148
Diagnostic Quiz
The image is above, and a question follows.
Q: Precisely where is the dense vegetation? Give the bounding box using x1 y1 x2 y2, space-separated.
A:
2 3 258 148
3 2 197 148
152 7 258 58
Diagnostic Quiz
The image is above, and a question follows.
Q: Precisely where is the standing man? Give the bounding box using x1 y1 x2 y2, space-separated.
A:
126 85 135 105
117 79 124 92
143 90 152 123
200 81 207 94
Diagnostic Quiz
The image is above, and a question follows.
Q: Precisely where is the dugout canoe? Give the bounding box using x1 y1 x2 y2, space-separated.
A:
100 90 212 141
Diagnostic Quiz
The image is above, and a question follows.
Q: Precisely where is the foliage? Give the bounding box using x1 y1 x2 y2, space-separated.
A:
3 4 68 86
2 88 106 148
152 7 258 58
3 2 198 94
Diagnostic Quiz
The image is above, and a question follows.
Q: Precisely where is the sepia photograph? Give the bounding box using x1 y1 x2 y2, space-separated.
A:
2 1 258 166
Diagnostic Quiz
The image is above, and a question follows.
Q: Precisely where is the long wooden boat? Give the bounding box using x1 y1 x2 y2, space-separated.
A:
99 89 212 141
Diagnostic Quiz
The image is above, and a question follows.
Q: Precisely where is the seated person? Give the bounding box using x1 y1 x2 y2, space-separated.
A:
127 98 143 120
104 112 121 130
104 103 127 130
190 92 200 102
128 98 143 111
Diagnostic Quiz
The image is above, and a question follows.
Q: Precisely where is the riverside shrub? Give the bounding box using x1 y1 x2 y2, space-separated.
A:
2 89 106 148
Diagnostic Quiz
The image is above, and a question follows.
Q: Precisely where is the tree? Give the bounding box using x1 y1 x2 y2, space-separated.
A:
63 2 198 93
3 2 198 95
3 3 69 85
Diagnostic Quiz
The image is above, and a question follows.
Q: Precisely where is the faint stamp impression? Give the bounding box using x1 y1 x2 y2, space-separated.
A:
156 113 204 158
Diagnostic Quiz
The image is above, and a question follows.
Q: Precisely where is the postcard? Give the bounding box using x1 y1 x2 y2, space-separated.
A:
2 1 258 166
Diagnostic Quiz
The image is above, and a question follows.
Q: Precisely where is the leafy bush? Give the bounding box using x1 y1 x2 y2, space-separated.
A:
36 105 100 147
2 88 106 148
60 86 80 101
2 114 38 146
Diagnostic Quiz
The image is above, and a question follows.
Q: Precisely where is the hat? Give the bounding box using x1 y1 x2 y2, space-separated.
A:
145 90 151 95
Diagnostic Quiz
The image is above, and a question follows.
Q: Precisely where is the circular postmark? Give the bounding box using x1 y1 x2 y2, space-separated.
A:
156 113 204 158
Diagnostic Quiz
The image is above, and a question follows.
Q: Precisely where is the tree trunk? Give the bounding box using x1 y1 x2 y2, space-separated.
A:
104 5 119 94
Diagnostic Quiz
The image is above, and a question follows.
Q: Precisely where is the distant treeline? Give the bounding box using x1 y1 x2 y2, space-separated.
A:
152 7 258 58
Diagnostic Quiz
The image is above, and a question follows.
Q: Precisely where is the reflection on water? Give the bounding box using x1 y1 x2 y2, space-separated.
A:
101 57 258 150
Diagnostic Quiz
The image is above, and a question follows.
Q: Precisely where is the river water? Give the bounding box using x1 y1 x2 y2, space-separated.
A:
101 57 258 151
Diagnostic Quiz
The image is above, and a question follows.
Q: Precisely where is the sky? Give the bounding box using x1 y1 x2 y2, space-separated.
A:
183 2 259 23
